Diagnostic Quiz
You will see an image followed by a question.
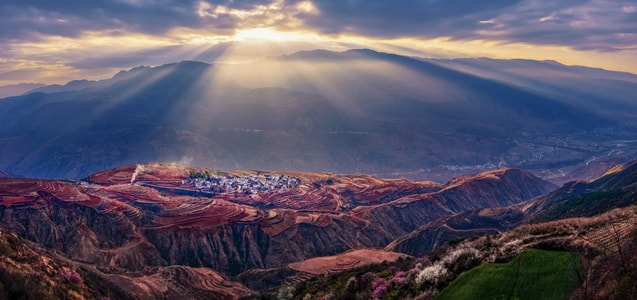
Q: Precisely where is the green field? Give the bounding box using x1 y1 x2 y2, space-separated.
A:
436 248 582 300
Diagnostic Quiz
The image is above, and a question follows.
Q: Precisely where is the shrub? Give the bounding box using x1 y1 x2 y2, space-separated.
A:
392 271 407 285
60 269 82 284
416 263 448 284
371 278 388 299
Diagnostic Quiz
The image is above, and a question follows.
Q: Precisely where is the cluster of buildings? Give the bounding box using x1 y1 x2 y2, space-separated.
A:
441 162 499 171
182 173 300 194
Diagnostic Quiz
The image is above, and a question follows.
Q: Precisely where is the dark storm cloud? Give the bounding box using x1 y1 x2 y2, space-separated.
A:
300 0 637 51
482 0 637 51
302 0 524 37
0 0 635 52
0 0 274 41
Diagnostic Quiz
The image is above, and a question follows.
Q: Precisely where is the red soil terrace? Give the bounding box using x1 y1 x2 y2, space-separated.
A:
1 163 441 236
288 249 410 275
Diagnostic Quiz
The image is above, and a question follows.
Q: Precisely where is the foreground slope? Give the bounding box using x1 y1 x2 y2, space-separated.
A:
0 226 253 300
268 161 637 299
436 249 582 300
388 159 637 257
269 205 637 299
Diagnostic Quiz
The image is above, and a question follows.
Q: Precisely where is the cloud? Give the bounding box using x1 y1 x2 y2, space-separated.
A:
302 0 522 37
1 0 634 52
299 0 636 51
177 155 195 166
0 0 320 43
483 0 637 51
0 68 45 82
0 0 636 86
0 0 259 42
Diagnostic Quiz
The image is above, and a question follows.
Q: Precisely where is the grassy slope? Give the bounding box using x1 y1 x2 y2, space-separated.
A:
436 249 582 300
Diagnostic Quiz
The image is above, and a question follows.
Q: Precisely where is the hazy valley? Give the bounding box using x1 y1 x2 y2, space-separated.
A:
4 0 637 298
2 44 637 298
2 50 636 184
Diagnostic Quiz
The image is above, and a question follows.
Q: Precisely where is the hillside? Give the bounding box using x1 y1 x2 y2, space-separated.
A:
263 159 637 299
1 50 636 181
266 205 637 300
527 159 637 222
0 164 552 280
2 161 637 298
388 159 637 257
0 227 252 300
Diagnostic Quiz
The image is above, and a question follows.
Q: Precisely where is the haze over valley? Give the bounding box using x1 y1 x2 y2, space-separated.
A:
1 49 637 184
1 0 637 299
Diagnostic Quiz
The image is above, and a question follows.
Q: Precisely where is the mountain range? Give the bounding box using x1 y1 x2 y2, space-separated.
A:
2 48 637 298
0 83 45 99
1 49 636 182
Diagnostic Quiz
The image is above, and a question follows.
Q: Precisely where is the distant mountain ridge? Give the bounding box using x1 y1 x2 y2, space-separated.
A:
24 65 152 95
0 83 45 98
1 49 636 180
432 57 637 120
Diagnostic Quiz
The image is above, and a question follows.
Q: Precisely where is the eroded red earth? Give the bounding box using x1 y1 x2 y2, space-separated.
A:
0 163 441 236
0 163 553 242
288 249 410 275
0 162 557 299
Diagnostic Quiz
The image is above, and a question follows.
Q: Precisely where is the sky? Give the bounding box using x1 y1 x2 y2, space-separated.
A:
0 0 636 86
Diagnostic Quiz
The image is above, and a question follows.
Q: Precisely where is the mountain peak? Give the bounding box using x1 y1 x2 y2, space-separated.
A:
112 65 151 80
174 60 211 67
343 48 381 55
280 48 384 61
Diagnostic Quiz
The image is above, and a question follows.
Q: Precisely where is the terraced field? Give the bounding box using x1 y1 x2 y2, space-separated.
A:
0 162 556 283
1 164 555 243
0 164 446 235
584 217 636 253
288 249 409 275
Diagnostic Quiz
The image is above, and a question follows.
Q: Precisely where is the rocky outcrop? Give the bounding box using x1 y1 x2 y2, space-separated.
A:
0 226 253 300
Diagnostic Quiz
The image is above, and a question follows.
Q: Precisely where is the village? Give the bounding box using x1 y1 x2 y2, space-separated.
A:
181 171 300 195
